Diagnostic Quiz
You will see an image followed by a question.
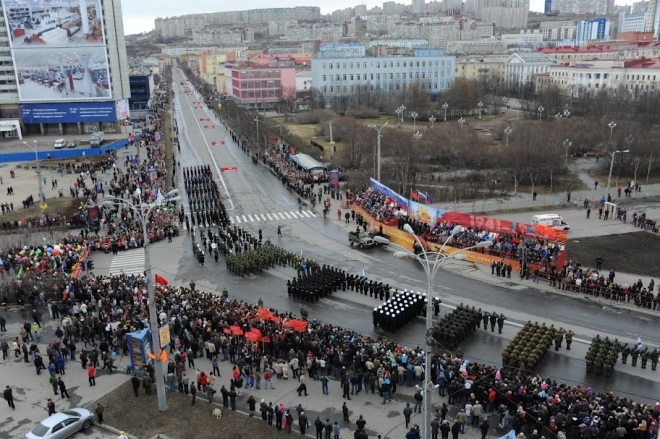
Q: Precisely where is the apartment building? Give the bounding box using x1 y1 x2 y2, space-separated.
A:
504 52 555 87
224 63 296 108
454 55 508 81
538 45 621 61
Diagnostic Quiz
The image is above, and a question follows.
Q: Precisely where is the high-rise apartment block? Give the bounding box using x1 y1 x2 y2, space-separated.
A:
156 7 321 29
553 0 608 14
0 0 130 137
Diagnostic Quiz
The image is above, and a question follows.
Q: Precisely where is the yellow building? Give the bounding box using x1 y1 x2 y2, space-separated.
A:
202 53 228 95
454 56 507 81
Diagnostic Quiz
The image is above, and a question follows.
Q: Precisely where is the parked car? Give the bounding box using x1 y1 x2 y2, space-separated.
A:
65 139 77 148
348 231 375 249
53 139 66 149
25 408 94 439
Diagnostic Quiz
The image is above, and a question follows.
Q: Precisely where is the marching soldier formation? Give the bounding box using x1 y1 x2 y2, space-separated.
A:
585 335 620 376
288 265 346 302
183 165 228 230
501 322 568 371
372 290 425 333
432 305 484 350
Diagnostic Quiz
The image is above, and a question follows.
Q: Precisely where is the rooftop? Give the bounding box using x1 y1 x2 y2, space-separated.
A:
539 45 618 53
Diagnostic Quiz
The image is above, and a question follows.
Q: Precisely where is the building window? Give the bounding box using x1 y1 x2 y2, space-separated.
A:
350 75 354 80
241 91 247 98
275 80 280 87
343 75 347 81
322 75 326 82
322 63 326 69
350 63 353 69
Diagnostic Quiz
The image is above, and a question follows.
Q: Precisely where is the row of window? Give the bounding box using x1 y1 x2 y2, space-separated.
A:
321 60 450 70
551 71 658 81
322 82 448 93
322 71 450 82
239 89 282 99
237 80 281 89
238 70 282 79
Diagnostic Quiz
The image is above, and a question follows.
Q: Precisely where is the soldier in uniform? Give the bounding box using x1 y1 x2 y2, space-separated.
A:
496 314 505 334
620 344 631 364
641 348 650 369
554 329 564 351
565 331 574 350
631 346 640 367
482 312 489 330
489 312 497 332
650 348 659 371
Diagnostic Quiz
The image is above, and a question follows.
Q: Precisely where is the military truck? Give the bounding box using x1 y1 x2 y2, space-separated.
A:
349 231 376 249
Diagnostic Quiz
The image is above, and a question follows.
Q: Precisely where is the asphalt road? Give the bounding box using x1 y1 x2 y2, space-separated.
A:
102 67 660 404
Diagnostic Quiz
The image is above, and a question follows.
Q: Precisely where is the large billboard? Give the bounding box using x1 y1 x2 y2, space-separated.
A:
20 101 116 124
2 0 111 102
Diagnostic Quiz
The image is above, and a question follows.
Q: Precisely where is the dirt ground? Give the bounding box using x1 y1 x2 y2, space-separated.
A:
96 381 279 439
566 231 660 278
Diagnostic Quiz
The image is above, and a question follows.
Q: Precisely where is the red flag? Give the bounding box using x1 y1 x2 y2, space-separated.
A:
410 188 419 201
154 274 169 286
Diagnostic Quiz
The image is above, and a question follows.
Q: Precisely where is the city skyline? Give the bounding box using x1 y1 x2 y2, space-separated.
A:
120 0 635 34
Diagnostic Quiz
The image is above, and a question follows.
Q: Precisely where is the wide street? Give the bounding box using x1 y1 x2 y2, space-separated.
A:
93 68 660 406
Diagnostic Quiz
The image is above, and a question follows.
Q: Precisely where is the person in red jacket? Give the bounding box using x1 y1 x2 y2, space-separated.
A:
88 365 96 386
488 388 497 412
199 371 208 391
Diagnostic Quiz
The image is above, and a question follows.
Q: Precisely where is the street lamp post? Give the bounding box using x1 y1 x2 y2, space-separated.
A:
414 130 422 143
608 121 616 140
516 102 521 119
606 150 629 198
367 122 388 182
429 115 436 128
396 105 406 126
538 106 544 121
458 117 466 125
411 111 419 130
477 101 483 120
104 189 181 412
254 118 268 152
24 141 44 212
400 223 492 439
442 103 448 121
564 139 572 164
563 109 571 118
504 126 512 148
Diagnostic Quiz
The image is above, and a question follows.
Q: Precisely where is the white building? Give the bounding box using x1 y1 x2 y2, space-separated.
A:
365 39 429 49
501 32 544 45
554 0 609 14
504 52 555 88
619 12 648 33
311 48 455 99
446 39 507 54
296 70 313 92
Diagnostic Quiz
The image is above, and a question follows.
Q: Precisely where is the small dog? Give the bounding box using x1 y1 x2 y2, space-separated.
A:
212 408 222 419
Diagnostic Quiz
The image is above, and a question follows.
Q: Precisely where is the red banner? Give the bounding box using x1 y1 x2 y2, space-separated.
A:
220 166 237 172
211 141 225 146
200 118 209 121
204 125 215 129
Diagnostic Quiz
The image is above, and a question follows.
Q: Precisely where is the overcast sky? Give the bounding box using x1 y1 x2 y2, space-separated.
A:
120 0 633 35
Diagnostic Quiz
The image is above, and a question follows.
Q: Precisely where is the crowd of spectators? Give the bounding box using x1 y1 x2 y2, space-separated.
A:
23 271 659 439
266 146 328 197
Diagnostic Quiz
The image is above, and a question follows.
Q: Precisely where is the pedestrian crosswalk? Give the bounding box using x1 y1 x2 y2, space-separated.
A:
109 250 145 276
229 210 316 224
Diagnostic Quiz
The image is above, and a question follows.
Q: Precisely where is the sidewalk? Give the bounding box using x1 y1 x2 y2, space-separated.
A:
432 157 660 214
441 258 660 319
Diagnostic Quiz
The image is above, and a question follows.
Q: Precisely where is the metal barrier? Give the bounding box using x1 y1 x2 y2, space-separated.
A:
0 139 129 164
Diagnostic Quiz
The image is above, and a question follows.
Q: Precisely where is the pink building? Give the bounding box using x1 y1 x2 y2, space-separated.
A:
224 63 297 108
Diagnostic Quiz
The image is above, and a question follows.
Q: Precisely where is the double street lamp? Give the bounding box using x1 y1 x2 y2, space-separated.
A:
104 188 182 412
608 121 616 140
367 122 388 182
442 102 448 121
538 106 545 121
564 139 572 164
399 224 492 439
414 130 423 143
477 101 483 120
23 140 45 212
429 115 436 128
606 150 629 199
504 126 512 148
254 118 268 151
458 117 466 125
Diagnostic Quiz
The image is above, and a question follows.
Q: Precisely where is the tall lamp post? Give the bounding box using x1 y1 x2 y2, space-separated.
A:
477 101 483 120
458 117 466 125
411 111 419 130
367 122 388 182
429 115 436 128
606 150 629 198
442 102 448 121
400 223 492 439
516 102 521 119
608 121 616 140
538 106 544 121
254 118 268 152
23 140 44 212
104 188 182 412
413 130 423 144
563 139 572 164
504 126 512 148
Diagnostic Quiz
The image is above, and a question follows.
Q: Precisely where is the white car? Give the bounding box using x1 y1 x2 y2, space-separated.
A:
53 139 66 149
73 72 83 80
26 408 95 439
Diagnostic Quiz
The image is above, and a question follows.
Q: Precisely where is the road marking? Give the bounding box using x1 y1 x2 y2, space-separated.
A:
260 214 267 221
234 217 241 224
300 211 311 218
283 212 292 219
241 215 248 222
109 251 145 276
266 213 273 220
247 214 255 222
